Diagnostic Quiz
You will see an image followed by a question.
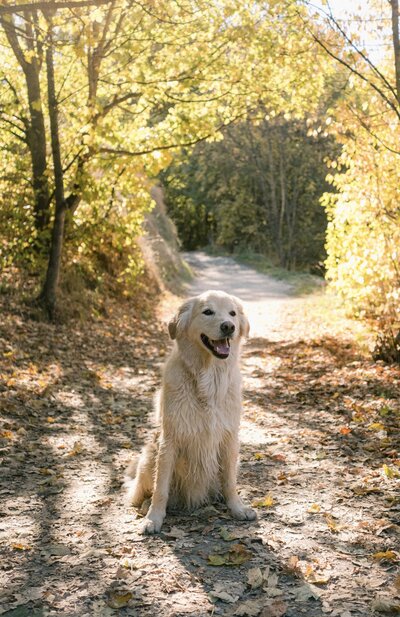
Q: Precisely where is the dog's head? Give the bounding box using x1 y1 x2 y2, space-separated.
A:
168 290 249 359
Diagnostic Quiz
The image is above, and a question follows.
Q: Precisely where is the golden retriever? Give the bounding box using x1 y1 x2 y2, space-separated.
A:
126 290 256 534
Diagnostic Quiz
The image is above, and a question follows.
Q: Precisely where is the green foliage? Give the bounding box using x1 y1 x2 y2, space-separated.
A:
323 101 400 333
162 116 336 270
0 0 334 309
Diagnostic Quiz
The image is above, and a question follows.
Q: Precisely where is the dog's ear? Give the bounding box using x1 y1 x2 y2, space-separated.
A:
233 296 250 339
168 298 194 340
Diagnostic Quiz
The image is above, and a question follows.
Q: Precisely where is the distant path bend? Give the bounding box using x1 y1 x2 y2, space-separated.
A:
183 251 294 341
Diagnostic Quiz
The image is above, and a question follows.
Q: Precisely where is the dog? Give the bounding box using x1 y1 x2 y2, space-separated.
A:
126 289 257 534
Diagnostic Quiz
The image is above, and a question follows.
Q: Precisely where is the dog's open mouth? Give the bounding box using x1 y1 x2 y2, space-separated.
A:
200 334 231 359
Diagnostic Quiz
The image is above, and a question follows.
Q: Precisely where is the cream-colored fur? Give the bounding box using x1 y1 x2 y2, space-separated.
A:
126 290 256 534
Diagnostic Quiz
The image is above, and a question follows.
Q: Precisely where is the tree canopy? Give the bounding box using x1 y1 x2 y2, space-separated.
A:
1 0 399 358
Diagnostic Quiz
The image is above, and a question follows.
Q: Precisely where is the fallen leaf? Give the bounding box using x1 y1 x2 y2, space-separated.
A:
43 544 71 556
106 591 133 609
371 596 400 614
67 441 84 456
220 526 235 541
372 550 398 562
247 567 263 589
210 581 245 604
286 555 300 574
12 542 32 551
307 503 321 514
261 600 288 617
234 598 264 616
292 582 321 602
382 464 400 479
252 494 275 508
0 430 15 440
266 573 279 588
208 554 226 566
210 590 238 603
324 513 342 533
208 543 252 566
164 526 187 539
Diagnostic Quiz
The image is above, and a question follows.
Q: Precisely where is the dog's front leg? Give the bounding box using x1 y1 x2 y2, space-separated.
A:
140 435 174 534
220 432 257 521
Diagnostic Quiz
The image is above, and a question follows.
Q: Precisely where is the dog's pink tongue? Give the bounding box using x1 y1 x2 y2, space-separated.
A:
215 340 230 355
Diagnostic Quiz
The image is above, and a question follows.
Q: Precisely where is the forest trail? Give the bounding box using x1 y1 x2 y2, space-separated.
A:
0 255 399 617
183 251 293 340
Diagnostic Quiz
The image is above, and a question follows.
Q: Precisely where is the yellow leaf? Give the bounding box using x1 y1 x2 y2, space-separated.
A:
324 513 341 533
368 422 385 431
382 464 400 479
307 503 321 513
372 551 398 562
252 494 275 508
12 542 32 551
0 430 15 440
254 452 265 460
47 416 55 423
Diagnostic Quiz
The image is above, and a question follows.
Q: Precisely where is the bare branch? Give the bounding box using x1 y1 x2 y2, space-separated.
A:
97 112 249 158
308 29 400 121
0 0 113 14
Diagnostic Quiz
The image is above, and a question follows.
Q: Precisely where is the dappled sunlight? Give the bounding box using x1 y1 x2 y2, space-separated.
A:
59 459 110 515
2 497 40 547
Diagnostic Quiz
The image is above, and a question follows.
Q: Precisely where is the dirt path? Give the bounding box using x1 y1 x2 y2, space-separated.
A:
0 255 399 617
183 252 293 340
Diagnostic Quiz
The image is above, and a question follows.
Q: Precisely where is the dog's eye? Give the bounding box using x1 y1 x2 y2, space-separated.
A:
203 309 214 316
229 310 236 316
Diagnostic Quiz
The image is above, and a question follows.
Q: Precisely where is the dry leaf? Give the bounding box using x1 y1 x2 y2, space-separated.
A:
208 543 252 566
252 494 275 508
220 526 235 541
261 600 288 617
106 591 133 609
307 503 321 514
12 542 32 551
371 596 400 614
293 582 321 602
67 441 84 456
234 599 264 616
165 526 187 539
372 551 398 562
324 513 342 533
247 567 263 589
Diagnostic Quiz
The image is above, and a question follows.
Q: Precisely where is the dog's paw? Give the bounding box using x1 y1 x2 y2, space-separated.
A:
139 513 164 535
230 504 258 521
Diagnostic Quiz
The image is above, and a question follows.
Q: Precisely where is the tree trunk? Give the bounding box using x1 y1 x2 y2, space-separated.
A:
40 27 66 319
390 0 400 103
25 62 51 233
1 13 51 234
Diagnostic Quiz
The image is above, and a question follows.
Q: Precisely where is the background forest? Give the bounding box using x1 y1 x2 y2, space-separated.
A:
0 0 400 360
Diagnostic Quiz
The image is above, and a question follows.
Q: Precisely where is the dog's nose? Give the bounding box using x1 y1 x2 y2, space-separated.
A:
220 321 235 336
